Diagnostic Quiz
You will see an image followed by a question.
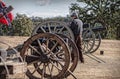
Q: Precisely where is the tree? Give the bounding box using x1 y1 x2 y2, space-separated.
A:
70 0 120 39
12 13 33 36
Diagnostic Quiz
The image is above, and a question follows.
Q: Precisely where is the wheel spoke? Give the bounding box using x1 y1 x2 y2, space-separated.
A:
50 60 62 71
53 26 57 33
29 45 41 55
32 62 42 74
48 63 54 77
48 23 52 33
48 42 58 53
40 26 46 33
37 39 44 52
46 39 49 53
88 42 93 46
41 63 46 79
53 49 64 55
89 40 94 44
50 56 65 62
86 43 89 50
84 42 88 48
58 27 64 33
56 61 64 68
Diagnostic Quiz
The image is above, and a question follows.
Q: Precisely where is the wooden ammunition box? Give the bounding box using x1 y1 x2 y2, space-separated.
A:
0 61 26 79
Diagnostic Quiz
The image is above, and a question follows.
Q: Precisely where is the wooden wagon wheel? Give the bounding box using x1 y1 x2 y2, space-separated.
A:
90 32 101 53
56 34 79 78
90 21 105 53
34 34 79 78
82 29 95 53
20 33 70 79
32 21 75 41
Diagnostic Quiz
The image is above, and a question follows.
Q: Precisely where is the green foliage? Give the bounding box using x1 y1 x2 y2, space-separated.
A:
12 13 33 36
0 13 33 36
70 0 120 39
0 24 14 36
31 16 70 26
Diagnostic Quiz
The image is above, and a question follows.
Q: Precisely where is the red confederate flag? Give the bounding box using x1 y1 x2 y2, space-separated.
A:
0 1 13 26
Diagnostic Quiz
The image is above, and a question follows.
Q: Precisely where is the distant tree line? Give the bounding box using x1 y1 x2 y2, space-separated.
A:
0 14 70 36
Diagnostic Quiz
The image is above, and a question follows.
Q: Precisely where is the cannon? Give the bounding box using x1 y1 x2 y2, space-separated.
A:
82 22 106 54
32 21 105 54
31 21 79 78
81 22 106 63
0 32 79 79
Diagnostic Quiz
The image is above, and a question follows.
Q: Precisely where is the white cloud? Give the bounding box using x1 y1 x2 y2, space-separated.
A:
36 0 51 6
30 11 68 18
10 0 79 18
13 9 69 18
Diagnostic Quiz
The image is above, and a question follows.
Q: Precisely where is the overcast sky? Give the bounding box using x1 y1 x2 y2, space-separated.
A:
3 0 84 18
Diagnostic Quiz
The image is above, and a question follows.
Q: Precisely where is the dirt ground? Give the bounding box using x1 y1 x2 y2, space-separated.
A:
0 36 120 79
70 39 120 79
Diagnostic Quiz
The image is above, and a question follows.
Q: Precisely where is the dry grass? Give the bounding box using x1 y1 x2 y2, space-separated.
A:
69 39 120 79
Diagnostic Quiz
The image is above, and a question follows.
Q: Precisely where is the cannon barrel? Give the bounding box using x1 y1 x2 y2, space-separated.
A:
92 26 106 32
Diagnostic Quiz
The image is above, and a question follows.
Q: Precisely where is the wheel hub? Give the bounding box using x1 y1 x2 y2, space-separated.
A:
39 54 50 63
